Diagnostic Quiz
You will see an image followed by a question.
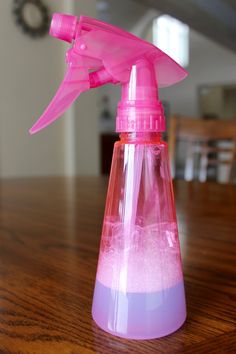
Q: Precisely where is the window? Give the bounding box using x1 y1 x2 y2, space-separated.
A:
153 15 189 67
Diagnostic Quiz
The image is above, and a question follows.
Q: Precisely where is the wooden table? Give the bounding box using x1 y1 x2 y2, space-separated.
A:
0 177 235 353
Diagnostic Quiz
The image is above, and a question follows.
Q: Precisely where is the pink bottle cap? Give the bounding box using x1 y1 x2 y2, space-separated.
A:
49 13 77 43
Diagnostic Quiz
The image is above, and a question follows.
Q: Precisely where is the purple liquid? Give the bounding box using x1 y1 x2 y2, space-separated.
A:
92 280 186 340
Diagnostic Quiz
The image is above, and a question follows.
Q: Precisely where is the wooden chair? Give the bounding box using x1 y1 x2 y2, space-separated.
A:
168 115 236 183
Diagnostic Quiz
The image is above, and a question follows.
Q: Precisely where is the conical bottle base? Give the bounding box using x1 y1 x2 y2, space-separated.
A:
92 280 186 340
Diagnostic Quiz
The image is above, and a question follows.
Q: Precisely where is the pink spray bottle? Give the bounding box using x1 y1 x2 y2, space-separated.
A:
30 13 188 340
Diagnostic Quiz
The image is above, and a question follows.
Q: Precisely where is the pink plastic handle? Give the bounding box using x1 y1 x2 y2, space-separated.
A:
73 16 188 87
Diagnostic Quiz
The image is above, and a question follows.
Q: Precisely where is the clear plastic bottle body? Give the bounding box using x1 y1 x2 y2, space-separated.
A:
92 133 186 339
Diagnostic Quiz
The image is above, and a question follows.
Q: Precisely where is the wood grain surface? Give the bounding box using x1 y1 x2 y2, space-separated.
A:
0 177 235 353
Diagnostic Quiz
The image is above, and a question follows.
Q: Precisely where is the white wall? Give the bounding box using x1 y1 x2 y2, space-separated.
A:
160 29 236 117
0 0 98 178
0 1 65 177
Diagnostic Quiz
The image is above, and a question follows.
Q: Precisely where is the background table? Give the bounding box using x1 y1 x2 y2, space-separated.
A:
0 177 235 353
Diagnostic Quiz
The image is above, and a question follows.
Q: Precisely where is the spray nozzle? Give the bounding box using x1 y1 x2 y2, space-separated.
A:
49 13 78 43
30 13 188 134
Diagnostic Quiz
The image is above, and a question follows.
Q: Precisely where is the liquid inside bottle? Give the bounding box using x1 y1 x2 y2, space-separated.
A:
92 133 186 339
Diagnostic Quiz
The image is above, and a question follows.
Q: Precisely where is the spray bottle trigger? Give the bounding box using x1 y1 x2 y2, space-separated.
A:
29 61 89 134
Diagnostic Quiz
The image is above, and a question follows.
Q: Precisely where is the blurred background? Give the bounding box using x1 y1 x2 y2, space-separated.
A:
1 0 236 182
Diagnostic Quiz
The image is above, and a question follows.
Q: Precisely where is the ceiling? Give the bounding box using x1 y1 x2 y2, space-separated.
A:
97 0 236 53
